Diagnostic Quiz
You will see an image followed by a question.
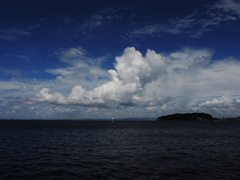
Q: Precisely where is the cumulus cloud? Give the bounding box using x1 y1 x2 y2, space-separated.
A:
35 47 240 118
1 47 239 119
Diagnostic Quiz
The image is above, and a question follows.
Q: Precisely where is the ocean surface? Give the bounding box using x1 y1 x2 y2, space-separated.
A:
0 120 240 180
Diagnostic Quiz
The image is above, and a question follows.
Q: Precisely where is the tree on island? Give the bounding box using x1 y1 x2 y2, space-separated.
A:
157 113 214 121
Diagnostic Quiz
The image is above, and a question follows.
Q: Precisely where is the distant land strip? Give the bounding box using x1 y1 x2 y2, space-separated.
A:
157 113 240 122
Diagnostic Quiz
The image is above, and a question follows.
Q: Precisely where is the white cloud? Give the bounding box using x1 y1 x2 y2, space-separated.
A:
1 46 239 119
45 47 109 93
0 81 24 90
55 47 86 65
37 88 66 104
34 47 240 118
199 96 232 107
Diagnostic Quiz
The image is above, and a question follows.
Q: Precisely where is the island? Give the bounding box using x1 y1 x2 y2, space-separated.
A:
157 113 215 121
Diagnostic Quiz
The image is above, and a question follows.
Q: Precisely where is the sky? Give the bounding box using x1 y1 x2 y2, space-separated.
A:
0 0 240 119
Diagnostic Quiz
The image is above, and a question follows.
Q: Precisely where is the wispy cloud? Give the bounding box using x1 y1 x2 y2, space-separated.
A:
0 68 22 77
0 23 40 41
77 6 120 35
3 53 31 61
76 4 137 39
0 28 33 41
217 0 240 16
45 47 109 93
126 0 240 40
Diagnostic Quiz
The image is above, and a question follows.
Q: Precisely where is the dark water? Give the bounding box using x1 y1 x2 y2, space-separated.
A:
0 120 240 180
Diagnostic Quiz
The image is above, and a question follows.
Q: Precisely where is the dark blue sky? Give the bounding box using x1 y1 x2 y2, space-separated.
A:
0 0 240 119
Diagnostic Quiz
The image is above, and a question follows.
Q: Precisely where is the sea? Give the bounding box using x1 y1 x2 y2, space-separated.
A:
0 120 240 180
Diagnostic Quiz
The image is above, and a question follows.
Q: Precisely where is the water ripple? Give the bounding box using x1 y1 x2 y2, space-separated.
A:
0 121 240 179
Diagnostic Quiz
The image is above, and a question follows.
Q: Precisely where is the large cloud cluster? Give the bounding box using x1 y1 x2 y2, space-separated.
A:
36 47 240 117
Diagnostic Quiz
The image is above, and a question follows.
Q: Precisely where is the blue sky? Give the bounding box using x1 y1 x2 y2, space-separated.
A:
0 0 240 119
